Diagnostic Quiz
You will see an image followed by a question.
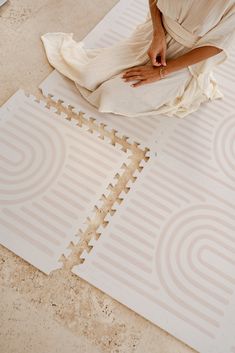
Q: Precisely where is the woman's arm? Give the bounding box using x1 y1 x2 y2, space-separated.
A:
148 0 167 66
148 0 164 36
163 45 223 76
122 45 223 87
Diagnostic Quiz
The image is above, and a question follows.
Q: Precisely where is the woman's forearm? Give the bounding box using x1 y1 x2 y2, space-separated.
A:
164 45 223 75
148 0 164 35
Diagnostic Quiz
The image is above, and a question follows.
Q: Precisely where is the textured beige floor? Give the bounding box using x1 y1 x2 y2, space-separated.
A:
0 1 196 353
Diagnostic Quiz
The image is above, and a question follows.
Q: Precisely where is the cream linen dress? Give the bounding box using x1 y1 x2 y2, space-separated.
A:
41 0 235 118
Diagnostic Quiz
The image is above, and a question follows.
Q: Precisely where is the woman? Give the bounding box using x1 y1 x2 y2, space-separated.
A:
41 0 235 118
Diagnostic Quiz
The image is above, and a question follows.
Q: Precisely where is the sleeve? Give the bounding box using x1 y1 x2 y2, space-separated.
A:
186 5 235 101
192 5 235 55
188 5 235 80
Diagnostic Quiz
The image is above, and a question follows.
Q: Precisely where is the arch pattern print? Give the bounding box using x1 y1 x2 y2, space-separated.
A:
0 90 132 274
0 105 66 204
155 204 235 334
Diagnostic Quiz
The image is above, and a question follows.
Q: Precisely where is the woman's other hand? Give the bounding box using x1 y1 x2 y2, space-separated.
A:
122 65 162 87
148 28 167 67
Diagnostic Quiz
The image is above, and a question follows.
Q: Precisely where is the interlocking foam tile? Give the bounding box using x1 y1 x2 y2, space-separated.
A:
72 91 235 352
0 90 131 274
39 0 235 149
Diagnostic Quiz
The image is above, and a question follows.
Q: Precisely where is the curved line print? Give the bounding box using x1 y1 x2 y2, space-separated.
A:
165 216 221 326
188 232 233 298
1 121 47 180
177 226 231 310
185 226 234 294
0 127 35 181
155 204 235 329
0 112 66 204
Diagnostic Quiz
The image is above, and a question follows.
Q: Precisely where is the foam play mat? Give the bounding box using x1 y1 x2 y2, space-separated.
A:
2 0 235 352
73 103 235 353
0 90 131 274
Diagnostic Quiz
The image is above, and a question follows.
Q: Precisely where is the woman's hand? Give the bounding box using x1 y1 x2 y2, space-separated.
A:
148 0 167 66
148 28 167 67
122 65 162 88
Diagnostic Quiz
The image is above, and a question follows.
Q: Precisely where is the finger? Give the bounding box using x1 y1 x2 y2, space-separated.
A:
132 79 148 87
123 66 140 75
149 52 159 66
122 70 138 76
148 52 155 65
122 70 133 77
160 49 167 66
124 75 143 81
123 71 141 77
153 55 161 66
152 57 159 66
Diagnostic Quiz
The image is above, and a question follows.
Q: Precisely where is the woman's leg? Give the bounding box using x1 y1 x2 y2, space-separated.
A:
41 11 154 91
76 64 192 117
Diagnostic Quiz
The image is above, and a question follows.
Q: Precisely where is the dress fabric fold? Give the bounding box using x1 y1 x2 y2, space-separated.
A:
41 0 235 118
